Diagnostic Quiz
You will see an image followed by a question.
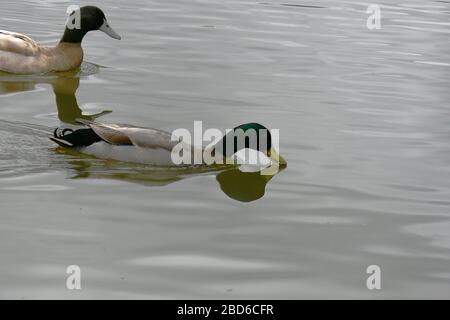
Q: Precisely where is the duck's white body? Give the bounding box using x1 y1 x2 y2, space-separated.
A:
82 142 174 165
79 140 274 168
0 31 83 74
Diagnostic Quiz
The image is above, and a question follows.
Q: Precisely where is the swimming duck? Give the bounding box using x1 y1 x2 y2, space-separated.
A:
49 120 287 169
0 6 120 74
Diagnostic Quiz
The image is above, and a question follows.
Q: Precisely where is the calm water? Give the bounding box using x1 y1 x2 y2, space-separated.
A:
0 0 449 299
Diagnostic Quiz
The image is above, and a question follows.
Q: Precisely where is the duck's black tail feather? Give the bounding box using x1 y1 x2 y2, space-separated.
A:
49 127 102 148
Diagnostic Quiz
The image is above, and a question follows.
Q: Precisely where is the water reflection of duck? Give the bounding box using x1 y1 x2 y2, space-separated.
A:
216 169 278 202
50 76 111 123
0 73 111 123
0 6 120 74
64 157 285 202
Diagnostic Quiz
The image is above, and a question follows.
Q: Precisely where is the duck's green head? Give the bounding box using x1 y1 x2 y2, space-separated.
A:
214 123 286 167
61 6 121 43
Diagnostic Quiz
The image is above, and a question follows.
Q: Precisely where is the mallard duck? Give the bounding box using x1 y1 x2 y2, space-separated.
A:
49 120 287 169
0 6 120 74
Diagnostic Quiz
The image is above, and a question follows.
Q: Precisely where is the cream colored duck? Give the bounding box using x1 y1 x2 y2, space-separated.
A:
0 6 120 74
49 120 287 169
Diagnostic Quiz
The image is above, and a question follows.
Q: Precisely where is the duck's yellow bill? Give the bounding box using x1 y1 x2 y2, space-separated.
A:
269 147 287 168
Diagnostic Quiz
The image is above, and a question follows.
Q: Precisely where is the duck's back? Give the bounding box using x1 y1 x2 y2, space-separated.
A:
0 30 49 74
0 30 40 56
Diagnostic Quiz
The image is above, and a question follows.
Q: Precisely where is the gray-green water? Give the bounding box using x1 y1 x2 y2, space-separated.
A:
0 0 449 299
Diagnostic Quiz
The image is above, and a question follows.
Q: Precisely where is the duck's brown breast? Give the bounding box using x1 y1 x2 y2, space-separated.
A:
45 43 83 72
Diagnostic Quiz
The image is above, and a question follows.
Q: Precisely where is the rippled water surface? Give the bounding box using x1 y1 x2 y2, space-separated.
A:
0 0 449 299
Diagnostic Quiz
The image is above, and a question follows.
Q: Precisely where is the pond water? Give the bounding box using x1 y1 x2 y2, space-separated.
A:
0 0 449 299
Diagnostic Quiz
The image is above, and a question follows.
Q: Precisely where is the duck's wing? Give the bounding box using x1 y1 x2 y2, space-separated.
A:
76 119 179 151
123 127 179 151
0 30 40 56
77 120 133 145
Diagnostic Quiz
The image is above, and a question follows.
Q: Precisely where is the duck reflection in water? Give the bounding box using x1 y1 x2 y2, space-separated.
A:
50 76 111 123
62 154 286 202
0 68 111 124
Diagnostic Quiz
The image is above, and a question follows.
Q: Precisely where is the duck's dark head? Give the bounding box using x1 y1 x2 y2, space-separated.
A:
213 122 287 167
60 6 121 44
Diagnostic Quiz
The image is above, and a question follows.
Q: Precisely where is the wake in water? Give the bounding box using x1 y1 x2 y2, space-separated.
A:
0 120 56 176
